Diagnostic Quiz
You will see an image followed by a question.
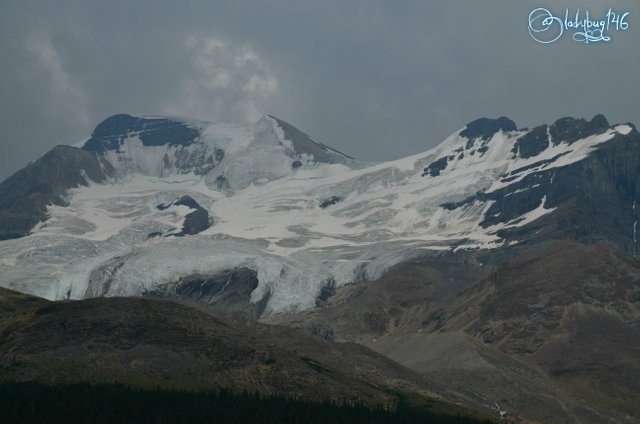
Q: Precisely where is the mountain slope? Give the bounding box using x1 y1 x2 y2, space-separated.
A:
442 241 640 422
267 241 640 423
0 146 113 240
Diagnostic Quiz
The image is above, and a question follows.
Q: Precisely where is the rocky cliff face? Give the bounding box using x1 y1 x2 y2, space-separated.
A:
450 117 640 255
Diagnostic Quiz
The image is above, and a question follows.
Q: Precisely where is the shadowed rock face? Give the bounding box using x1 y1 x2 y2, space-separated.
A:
144 268 268 319
155 195 212 237
512 125 549 159
549 114 610 146
173 196 212 236
422 156 452 177
0 146 112 240
459 117 517 141
510 116 611 161
178 208 210 236
422 117 519 178
83 114 201 153
319 196 342 209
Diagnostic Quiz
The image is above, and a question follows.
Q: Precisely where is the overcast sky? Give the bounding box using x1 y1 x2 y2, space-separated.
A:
0 0 638 180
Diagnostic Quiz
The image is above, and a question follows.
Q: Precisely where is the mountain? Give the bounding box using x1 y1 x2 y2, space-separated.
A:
0 113 637 315
2 112 640 422
0 110 636 315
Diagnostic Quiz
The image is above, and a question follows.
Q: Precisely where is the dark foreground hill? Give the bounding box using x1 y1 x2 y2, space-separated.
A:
0 287 496 423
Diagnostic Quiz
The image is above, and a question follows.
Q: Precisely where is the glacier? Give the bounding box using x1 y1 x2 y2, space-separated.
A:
0 113 633 314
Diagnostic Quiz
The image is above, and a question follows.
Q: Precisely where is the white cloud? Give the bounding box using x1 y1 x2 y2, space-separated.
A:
169 35 279 123
26 35 90 130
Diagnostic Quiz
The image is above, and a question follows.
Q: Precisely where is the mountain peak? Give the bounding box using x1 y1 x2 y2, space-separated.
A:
83 114 201 153
548 114 610 145
459 117 517 140
265 115 355 164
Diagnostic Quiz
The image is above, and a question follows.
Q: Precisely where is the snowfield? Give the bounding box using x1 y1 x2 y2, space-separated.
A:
0 115 631 314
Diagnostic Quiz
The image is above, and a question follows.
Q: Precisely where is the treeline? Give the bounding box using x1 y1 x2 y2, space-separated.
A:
0 382 494 424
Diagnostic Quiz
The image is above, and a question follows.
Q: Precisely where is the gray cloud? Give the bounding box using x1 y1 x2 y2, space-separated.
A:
165 35 279 123
26 34 91 132
1 0 639 180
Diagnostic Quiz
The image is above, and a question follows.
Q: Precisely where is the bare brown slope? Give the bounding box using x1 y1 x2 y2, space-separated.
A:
266 258 490 343
441 241 640 422
268 243 640 423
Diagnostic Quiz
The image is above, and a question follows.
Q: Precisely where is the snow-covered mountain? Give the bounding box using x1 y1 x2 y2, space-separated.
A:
0 113 637 315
